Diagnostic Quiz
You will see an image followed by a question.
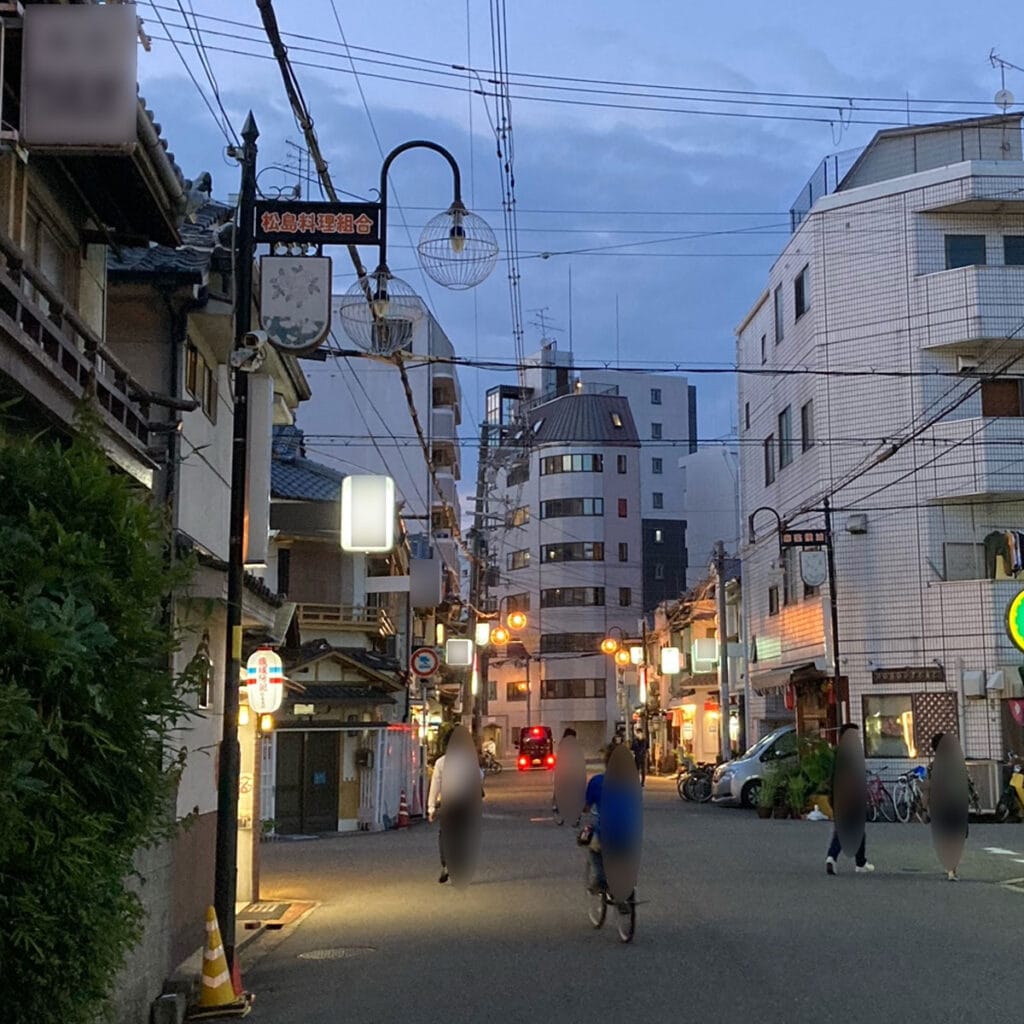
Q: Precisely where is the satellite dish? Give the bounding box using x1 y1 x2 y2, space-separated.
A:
996 89 1015 111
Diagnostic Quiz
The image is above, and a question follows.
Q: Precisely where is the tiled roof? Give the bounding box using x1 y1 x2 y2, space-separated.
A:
272 425 344 502
527 393 639 446
107 200 234 280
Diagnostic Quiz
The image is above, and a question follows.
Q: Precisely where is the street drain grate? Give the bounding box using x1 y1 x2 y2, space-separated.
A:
298 947 377 961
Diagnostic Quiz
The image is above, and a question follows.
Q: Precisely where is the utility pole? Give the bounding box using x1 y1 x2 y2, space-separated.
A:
214 112 258 971
714 539 731 763
468 421 490 745
823 497 843 734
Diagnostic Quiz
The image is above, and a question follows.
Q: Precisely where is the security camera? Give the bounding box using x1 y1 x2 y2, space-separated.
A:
230 331 269 372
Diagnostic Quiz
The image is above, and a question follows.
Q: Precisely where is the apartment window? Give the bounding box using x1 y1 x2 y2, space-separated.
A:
768 586 780 616
801 399 815 452
773 285 784 344
654 563 665 580
185 340 217 422
617 454 627 474
543 542 605 563
506 549 531 570
651 422 663 441
652 492 664 509
654 529 664 544
744 403 750 431
541 587 605 608
619 587 632 607
25 201 76 309
981 379 1023 417
794 265 810 319
778 406 793 468
507 461 530 486
618 542 629 562
506 593 531 613
651 388 662 405
541 497 604 518
611 412 624 428
540 633 608 654
508 505 530 527
760 334 767 365
541 678 606 700
486 680 498 702
945 234 986 270
763 434 776 485
1005 236 1024 265
541 453 604 475
506 681 528 702
618 498 628 518
652 457 663 474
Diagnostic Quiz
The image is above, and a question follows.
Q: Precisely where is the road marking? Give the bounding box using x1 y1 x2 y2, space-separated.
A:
983 847 1021 856
1014 859 1024 864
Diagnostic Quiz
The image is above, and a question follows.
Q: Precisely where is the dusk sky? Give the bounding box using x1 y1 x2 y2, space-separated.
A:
136 0 1024 490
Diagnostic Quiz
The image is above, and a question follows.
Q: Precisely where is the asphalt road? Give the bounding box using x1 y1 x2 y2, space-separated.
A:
244 771 1024 1024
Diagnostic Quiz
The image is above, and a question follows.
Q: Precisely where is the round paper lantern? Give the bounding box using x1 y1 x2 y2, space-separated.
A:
246 648 284 714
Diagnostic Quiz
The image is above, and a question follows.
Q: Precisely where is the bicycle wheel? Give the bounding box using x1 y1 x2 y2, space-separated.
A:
616 892 636 943
865 794 878 823
676 774 688 800
876 785 897 823
893 781 911 824
683 776 698 801
692 775 712 803
585 860 607 929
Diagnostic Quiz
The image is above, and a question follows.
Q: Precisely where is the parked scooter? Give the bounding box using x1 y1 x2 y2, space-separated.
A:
995 752 1024 822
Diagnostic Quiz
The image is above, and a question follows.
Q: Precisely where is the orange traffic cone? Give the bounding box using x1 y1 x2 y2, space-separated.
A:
188 907 254 1019
397 789 410 829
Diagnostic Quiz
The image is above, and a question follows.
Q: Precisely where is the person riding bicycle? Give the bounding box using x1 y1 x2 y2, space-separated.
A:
583 744 642 896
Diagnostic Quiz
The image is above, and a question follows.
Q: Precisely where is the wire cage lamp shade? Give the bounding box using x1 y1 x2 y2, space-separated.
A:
337 268 424 355
417 202 499 290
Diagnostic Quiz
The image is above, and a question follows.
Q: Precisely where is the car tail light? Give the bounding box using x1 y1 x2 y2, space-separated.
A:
518 755 528 769
546 755 556 766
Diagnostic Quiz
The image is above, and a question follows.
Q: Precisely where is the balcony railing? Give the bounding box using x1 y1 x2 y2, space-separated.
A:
922 416 1024 501
296 603 396 637
913 264 1024 349
0 228 151 457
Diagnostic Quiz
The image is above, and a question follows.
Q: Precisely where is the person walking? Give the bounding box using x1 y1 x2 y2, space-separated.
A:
631 732 647 788
428 728 484 884
553 728 578 820
826 723 875 876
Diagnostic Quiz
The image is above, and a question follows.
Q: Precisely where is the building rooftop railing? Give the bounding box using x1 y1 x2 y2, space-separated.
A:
789 146 864 232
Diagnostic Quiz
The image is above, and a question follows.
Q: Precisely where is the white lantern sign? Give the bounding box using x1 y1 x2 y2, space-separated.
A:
246 648 284 714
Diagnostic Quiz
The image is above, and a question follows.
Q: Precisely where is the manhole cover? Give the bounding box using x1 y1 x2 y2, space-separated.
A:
297 947 377 961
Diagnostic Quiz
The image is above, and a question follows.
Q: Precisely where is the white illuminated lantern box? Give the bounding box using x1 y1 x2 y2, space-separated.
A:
246 648 284 714
445 638 474 667
660 646 681 675
341 475 396 553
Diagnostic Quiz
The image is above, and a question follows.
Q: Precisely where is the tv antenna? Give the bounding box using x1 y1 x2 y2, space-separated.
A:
528 307 563 346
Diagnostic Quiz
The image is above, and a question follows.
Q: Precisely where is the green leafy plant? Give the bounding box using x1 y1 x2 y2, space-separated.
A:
0 428 194 1024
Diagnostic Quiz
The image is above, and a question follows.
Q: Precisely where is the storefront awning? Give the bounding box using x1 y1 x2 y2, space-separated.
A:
749 660 822 696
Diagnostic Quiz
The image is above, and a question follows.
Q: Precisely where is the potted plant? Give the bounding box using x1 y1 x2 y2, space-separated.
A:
756 771 780 818
787 774 810 819
798 738 835 818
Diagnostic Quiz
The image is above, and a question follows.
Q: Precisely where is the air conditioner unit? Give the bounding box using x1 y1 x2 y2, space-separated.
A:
434 530 454 543
989 667 1024 698
963 669 986 699
956 354 979 373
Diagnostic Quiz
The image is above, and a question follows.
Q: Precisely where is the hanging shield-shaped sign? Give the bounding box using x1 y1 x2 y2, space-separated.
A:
259 255 332 355
800 549 828 588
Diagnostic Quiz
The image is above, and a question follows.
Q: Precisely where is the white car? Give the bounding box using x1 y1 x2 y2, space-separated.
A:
711 726 797 807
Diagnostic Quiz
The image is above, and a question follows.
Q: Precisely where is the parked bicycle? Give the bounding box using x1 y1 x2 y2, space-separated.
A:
676 761 715 803
893 765 928 823
865 767 897 822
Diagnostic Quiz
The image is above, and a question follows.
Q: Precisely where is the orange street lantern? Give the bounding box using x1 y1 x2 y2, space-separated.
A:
615 649 631 667
492 625 510 645
507 610 528 631
600 636 620 655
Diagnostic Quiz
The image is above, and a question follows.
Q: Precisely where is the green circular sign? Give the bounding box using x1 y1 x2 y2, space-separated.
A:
1007 592 1024 653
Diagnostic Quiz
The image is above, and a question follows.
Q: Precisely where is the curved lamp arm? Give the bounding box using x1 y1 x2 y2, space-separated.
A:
378 140 462 267
748 505 785 548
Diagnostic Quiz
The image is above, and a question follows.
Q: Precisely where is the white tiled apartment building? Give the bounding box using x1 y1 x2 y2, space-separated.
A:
738 114 1024 793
